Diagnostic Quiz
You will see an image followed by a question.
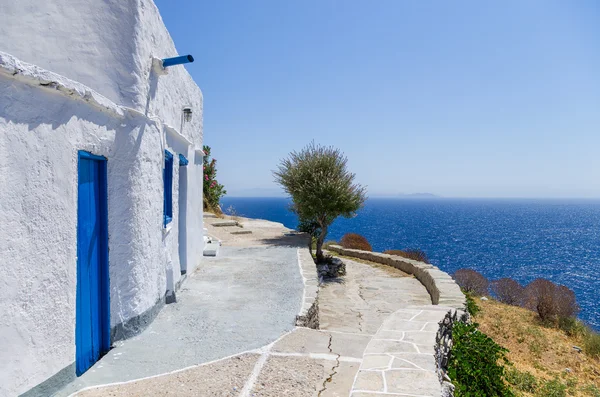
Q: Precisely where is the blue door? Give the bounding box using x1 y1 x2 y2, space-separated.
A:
76 151 110 376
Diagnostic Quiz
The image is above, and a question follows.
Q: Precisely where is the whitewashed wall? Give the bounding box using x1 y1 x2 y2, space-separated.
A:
0 1 204 395
0 0 204 140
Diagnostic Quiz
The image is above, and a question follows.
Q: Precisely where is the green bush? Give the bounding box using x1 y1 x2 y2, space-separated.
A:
558 316 587 337
505 367 538 393
464 292 481 317
448 322 514 397
583 330 600 359
535 378 566 397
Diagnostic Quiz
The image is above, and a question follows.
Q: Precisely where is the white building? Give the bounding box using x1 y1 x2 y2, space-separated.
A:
0 1 205 395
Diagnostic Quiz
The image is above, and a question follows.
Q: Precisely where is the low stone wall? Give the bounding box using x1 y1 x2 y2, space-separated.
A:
295 248 320 329
435 310 470 397
327 245 465 310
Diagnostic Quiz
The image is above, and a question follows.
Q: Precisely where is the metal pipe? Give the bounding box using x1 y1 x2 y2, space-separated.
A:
162 55 194 68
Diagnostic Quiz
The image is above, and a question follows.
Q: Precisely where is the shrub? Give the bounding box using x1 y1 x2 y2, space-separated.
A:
536 378 566 397
454 269 489 296
340 233 372 251
558 316 587 337
448 321 514 397
505 367 538 393
383 249 429 263
524 279 579 324
555 285 579 319
491 278 525 306
583 330 600 359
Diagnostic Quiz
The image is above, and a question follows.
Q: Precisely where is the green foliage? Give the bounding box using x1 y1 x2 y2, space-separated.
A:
448 321 514 397
558 316 587 337
464 292 480 317
505 368 538 393
297 217 322 257
274 142 366 261
581 384 600 397
297 217 322 240
203 146 226 213
528 339 543 358
583 329 600 359
565 377 578 395
535 378 566 397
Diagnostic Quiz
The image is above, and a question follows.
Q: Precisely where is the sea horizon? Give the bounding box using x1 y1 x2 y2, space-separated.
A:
221 196 600 331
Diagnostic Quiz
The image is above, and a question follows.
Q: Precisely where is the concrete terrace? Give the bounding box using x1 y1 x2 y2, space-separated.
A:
63 215 457 397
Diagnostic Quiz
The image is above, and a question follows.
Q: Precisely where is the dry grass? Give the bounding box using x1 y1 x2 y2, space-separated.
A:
475 297 600 396
325 251 412 279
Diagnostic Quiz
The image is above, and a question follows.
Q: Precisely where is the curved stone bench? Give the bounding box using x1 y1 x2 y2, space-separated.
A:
327 245 465 310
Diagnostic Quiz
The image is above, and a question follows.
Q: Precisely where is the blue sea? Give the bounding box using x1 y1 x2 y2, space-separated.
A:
221 197 600 330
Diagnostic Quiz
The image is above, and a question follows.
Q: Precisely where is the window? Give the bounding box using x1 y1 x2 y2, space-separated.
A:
163 150 173 226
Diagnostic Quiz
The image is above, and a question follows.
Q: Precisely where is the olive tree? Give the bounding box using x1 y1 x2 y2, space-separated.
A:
274 142 367 262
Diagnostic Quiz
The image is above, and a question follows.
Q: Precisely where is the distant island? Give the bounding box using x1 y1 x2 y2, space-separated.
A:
371 192 441 199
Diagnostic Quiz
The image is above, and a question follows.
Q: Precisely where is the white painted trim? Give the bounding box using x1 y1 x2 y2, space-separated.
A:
164 123 192 146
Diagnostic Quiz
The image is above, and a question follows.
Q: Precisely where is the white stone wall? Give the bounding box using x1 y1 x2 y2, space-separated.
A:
0 0 204 140
0 1 205 395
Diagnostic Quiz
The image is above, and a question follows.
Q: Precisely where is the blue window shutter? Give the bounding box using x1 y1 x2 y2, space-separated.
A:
178 153 189 166
164 150 174 226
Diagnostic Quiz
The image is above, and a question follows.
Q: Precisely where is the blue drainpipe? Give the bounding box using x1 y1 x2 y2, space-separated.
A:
162 55 194 68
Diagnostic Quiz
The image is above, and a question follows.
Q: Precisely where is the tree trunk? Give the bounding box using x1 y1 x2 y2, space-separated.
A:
315 225 328 263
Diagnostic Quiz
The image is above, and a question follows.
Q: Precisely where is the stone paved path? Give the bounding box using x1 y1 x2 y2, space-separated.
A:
58 245 303 396
352 306 451 396
66 216 446 397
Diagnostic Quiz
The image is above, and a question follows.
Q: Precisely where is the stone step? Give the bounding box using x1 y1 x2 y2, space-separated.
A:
203 242 220 257
230 230 252 235
211 220 238 227
203 213 218 219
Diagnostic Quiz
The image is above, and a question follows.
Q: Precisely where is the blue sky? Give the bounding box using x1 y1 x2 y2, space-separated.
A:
155 0 600 198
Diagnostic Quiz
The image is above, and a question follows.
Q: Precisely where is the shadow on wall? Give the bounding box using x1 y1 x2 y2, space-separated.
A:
0 77 119 131
144 67 159 117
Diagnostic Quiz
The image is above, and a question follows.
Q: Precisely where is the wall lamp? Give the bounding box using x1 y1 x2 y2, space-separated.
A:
183 107 193 122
